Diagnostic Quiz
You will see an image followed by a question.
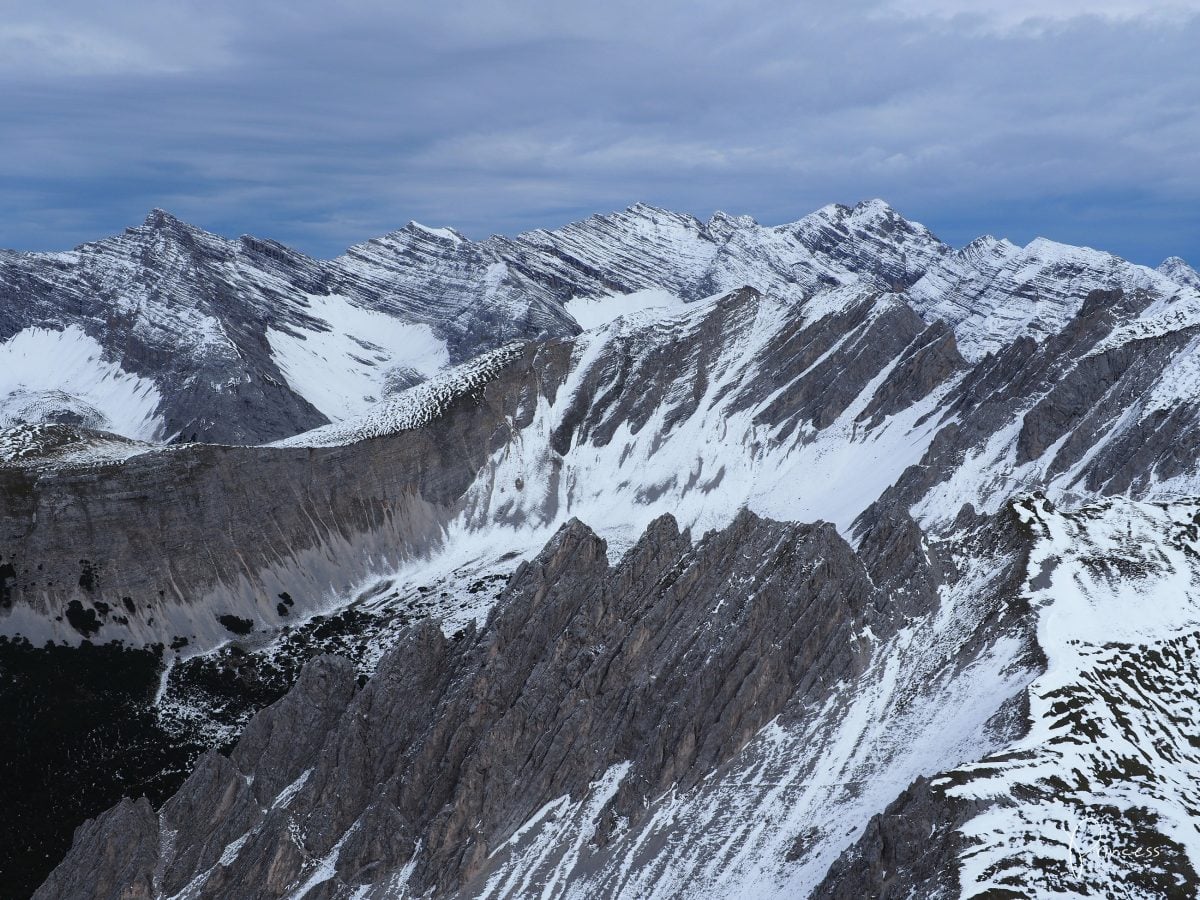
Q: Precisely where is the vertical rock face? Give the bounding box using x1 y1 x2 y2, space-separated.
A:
33 797 161 900
0 345 551 647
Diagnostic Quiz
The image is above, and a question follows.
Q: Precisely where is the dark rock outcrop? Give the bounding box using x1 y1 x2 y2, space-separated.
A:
37 508 893 898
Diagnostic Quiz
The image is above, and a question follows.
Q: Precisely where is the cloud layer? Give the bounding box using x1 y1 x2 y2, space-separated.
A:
2 0 1196 265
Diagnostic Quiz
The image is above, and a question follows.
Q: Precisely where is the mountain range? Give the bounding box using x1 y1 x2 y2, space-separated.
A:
3 200 1200 898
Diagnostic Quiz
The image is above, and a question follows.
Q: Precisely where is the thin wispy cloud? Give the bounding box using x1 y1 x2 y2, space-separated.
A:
0 0 1195 265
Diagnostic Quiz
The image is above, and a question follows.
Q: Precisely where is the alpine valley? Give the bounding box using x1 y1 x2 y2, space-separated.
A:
4 199 1200 899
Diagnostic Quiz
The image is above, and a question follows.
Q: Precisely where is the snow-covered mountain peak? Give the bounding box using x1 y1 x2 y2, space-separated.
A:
906 231 1188 361
406 221 467 245
960 233 1019 257
799 197 925 233
141 207 189 229
772 198 951 295
126 208 232 253
623 200 700 221
346 221 478 259
1159 254 1200 289
705 209 758 239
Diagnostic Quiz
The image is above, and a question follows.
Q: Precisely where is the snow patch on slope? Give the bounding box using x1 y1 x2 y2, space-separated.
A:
945 497 1200 898
0 423 156 469
460 290 954 555
267 293 449 422
269 343 523 449
564 287 684 331
0 326 165 440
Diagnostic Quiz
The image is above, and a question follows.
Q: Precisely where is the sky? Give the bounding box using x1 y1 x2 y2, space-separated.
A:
0 0 1197 266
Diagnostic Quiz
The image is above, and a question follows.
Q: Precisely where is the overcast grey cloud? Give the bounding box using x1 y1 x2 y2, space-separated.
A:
0 0 1196 264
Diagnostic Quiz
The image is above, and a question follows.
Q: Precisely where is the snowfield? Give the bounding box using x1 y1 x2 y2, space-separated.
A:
266 293 449 421
946 497 1200 898
0 325 165 440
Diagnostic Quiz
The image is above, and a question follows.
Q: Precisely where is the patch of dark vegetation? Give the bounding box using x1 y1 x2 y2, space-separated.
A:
77 559 99 592
64 599 101 637
277 591 294 606
2 576 492 898
170 645 294 717
0 636 205 898
165 606 386 745
276 602 290 616
122 596 136 615
306 609 375 642
217 614 254 635
0 561 16 608
467 573 509 595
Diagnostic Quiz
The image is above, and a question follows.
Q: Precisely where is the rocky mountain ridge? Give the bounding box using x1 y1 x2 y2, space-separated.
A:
8 198 1186 446
5 200 1200 898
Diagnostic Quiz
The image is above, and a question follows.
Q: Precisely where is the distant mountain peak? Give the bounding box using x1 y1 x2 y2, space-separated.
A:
406 221 467 244
707 209 758 228
1159 255 1200 288
141 207 195 233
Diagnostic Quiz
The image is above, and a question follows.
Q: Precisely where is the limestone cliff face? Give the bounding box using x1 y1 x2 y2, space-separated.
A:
0 343 561 646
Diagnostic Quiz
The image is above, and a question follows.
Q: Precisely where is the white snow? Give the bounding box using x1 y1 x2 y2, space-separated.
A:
269 343 523 449
272 768 312 810
410 222 463 243
458 288 953 556
0 325 165 440
285 822 359 900
564 287 685 331
478 763 633 900
266 293 449 422
945 497 1200 897
908 235 1187 362
0 422 156 469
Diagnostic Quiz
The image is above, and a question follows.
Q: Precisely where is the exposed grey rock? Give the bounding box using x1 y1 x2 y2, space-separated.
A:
0 343 550 646
814 776 976 900
231 654 358 805
855 319 966 428
38 507 898 898
32 797 159 900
